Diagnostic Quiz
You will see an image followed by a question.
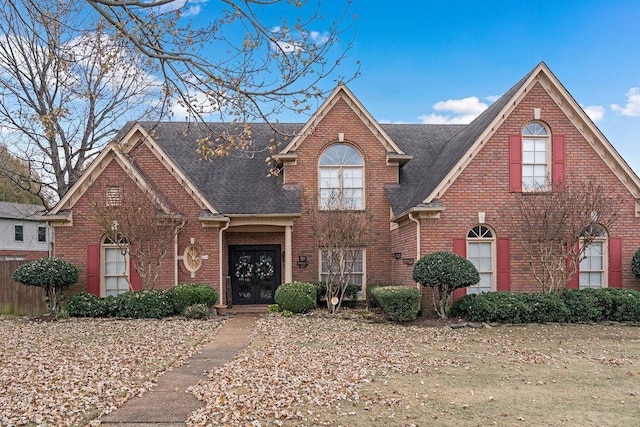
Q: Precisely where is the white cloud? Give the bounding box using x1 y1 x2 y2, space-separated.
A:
419 96 489 124
379 119 409 124
310 31 329 45
155 0 206 17
485 94 501 102
611 87 640 117
582 105 605 122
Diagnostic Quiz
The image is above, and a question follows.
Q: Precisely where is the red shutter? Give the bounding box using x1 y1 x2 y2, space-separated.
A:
566 242 580 289
453 238 467 300
552 135 565 190
608 237 623 288
87 244 100 296
497 238 511 291
130 260 142 291
509 135 522 192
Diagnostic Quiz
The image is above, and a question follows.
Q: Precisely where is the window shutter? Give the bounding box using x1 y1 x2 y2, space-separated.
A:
130 261 142 291
87 244 100 296
453 238 467 300
509 135 522 192
566 242 580 289
552 135 565 190
608 237 623 288
497 238 511 291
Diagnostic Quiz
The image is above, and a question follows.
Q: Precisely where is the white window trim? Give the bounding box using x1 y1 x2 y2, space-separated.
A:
318 143 365 210
101 241 131 297
522 122 551 192
318 247 366 299
466 225 496 293
579 237 608 290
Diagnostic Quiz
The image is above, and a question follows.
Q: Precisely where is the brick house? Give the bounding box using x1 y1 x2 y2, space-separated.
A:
45 62 640 310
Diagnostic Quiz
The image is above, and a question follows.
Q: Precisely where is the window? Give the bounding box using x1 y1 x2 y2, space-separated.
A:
579 225 607 289
320 248 364 287
466 225 495 294
14 225 23 242
522 122 550 190
319 144 364 209
103 237 130 296
106 186 122 206
38 226 46 242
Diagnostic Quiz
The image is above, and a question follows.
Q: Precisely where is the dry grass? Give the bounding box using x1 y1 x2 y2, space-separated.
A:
188 314 640 426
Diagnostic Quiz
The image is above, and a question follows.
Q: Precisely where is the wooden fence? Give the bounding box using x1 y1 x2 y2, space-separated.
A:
0 260 48 316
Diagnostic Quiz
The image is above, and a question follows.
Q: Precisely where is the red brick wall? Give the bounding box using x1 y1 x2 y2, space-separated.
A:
412 82 640 293
284 96 398 291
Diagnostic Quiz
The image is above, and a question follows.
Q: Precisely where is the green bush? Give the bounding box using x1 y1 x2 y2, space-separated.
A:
12 258 79 315
168 283 218 314
274 282 317 313
412 251 479 319
366 283 388 309
457 292 530 323
602 288 640 321
183 303 211 319
632 247 640 279
523 293 570 323
67 292 104 317
448 293 477 318
115 290 174 318
371 286 421 323
313 282 361 303
559 289 603 322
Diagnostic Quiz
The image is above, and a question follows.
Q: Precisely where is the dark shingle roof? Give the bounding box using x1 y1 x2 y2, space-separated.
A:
131 122 303 215
117 66 535 217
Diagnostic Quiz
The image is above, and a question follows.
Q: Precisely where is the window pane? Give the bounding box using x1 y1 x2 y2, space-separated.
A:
523 151 535 163
534 140 546 152
534 151 546 163
523 139 535 151
468 243 479 257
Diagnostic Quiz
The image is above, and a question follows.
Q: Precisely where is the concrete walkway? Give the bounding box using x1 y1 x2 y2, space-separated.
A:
100 314 259 427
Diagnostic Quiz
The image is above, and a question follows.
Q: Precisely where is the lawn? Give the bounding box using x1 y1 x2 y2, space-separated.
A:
1 314 639 427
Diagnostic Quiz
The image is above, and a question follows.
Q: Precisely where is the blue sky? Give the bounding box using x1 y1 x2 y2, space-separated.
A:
189 1 640 174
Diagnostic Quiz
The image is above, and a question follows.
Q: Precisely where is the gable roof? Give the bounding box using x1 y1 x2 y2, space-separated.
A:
0 201 45 220
131 122 302 215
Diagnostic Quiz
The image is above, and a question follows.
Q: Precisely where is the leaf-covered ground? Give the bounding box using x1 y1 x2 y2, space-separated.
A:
0 317 223 427
187 315 640 426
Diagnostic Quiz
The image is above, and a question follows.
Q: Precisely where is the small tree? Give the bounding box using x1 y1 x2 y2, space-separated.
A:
307 192 371 312
12 258 79 315
412 251 479 319
515 177 623 292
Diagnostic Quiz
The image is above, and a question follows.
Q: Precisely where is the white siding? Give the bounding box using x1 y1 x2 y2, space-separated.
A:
0 218 49 252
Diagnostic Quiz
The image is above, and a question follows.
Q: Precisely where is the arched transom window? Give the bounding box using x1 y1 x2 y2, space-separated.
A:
522 122 550 191
466 225 495 294
319 144 364 209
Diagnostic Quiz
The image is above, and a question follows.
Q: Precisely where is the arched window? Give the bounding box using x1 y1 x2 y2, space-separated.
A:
102 236 130 297
319 144 364 209
466 225 495 294
522 122 550 190
579 225 608 289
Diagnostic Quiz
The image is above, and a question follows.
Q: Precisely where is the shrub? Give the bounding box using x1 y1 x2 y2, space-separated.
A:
523 293 570 323
267 304 281 313
559 289 603 322
12 258 79 315
632 247 640 279
274 282 317 313
168 283 218 314
602 288 640 321
366 283 388 309
183 303 211 319
371 286 421 323
67 292 104 317
413 251 479 319
448 294 477 318
115 290 174 318
313 282 361 303
462 292 530 323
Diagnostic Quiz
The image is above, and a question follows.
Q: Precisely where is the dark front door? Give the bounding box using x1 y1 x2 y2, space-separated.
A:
230 245 281 305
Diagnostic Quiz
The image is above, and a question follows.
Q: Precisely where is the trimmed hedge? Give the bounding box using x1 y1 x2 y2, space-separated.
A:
274 282 317 313
168 283 218 314
115 290 174 318
371 286 421 323
450 288 640 323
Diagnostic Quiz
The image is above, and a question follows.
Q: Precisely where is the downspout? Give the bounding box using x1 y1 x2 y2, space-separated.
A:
218 220 231 307
408 212 421 290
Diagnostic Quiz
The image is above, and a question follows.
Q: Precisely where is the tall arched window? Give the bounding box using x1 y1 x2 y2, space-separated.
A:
579 225 608 289
102 236 130 297
466 225 495 294
522 122 550 190
319 144 364 209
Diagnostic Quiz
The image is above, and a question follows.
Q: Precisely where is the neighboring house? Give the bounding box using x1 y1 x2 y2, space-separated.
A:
45 62 640 310
0 201 49 261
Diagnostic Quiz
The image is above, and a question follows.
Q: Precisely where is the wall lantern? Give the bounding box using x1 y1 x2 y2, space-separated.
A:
297 255 309 269
402 257 415 266
393 252 402 260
